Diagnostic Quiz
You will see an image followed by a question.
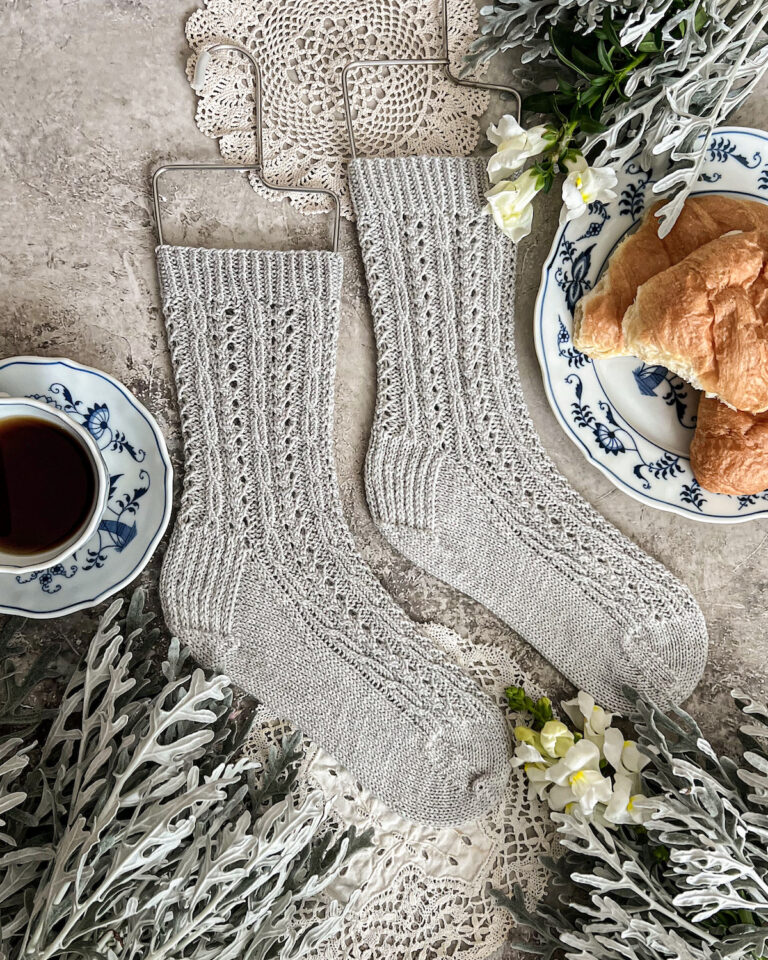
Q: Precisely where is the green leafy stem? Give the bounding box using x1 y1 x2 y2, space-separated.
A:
519 3 710 189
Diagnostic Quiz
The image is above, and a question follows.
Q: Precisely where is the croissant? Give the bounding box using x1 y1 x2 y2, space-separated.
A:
623 230 768 415
690 395 768 496
573 194 768 360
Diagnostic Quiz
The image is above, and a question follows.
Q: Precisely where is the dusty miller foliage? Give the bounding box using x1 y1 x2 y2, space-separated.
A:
498 691 768 960
0 591 370 960
468 0 768 234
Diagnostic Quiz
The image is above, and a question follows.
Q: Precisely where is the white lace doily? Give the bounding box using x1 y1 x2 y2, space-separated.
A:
246 626 554 960
185 0 490 217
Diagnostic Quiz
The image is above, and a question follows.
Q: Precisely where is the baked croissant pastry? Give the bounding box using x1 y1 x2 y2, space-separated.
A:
573 195 768 360
690 395 768 496
622 230 768 414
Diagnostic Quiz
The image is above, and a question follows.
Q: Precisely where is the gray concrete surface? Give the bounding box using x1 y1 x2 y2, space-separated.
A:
2 0 768 750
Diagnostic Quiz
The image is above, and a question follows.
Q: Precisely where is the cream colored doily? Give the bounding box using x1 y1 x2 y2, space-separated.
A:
185 0 490 217
246 627 554 960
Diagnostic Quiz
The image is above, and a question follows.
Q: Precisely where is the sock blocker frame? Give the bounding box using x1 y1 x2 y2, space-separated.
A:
152 43 342 252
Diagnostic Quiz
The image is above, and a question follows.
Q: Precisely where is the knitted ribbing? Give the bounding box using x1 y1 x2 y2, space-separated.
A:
156 244 510 826
349 157 708 712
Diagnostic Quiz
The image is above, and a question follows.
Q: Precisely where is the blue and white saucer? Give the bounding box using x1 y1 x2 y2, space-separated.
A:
0 357 173 617
535 126 768 523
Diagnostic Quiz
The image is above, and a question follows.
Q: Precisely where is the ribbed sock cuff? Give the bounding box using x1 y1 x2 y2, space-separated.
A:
156 246 343 308
348 157 489 217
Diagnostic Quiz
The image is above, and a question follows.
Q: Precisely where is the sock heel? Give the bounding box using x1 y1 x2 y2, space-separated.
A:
365 428 444 529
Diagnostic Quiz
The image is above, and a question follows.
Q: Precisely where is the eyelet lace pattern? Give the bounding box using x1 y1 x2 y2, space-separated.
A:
349 156 708 714
156 243 511 827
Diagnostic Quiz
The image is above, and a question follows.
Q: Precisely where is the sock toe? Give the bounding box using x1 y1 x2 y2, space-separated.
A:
610 602 708 712
427 705 510 825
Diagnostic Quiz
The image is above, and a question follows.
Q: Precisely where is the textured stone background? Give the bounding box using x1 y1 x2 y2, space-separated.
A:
2 0 768 750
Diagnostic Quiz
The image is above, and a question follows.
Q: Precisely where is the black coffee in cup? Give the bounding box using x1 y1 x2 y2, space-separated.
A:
0 416 96 556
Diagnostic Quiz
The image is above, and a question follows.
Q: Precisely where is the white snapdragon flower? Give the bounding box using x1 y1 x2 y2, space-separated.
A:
545 739 613 816
512 728 549 769
539 720 576 759
602 727 650 785
562 691 614 753
513 721 576 803
515 690 657 823
512 740 547 767
484 168 541 243
513 721 575 763
525 762 554 802
486 115 550 183
512 731 553 801
560 155 618 224
601 727 651 824
603 773 651 825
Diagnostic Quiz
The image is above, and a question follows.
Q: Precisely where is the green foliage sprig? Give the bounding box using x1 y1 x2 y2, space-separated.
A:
468 0 768 234
505 685 554 729
0 592 370 960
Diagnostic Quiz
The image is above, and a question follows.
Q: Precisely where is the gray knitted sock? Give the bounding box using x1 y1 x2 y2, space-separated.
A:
156 244 510 826
349 157 708 713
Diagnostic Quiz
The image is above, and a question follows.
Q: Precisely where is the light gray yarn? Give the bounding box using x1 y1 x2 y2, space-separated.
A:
348 156 708 713
155 244 510 826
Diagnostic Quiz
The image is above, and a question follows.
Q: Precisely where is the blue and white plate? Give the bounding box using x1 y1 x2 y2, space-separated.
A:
0 357 173 616
535 126 768 523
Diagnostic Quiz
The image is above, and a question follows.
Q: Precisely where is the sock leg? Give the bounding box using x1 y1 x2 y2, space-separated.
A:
157 244 510 825
349 157 708 712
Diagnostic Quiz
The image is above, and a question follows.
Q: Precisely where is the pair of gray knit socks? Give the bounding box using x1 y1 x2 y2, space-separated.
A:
157 156 708 827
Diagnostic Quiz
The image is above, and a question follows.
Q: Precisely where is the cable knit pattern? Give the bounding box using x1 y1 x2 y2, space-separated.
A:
349 157 708 712
156 244 510 826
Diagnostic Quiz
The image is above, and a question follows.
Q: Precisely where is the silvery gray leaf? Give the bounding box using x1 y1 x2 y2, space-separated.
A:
0 591 371 960
498 689 768 958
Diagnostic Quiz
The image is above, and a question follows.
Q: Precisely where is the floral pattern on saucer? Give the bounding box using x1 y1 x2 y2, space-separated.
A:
535 126 768 523
0 358 172 616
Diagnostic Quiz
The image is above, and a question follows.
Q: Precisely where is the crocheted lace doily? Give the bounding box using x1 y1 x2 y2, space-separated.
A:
246 627 554 960
185 0 489 217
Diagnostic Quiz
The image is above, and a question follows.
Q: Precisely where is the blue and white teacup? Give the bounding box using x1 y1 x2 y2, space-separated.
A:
0 396 109 574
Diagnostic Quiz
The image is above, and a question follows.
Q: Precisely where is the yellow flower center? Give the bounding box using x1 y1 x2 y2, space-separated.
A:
627 797 635 812
575 175 591 203
570 770 586 784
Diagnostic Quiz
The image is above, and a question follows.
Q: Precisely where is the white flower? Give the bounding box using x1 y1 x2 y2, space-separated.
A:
486 115 550 183
512 741 548 768
525 763 553 802
562 691 614 752
560 155 618 224
547 738 600 784
512 727 553 774
515 691 658 822
484 169 540 243
539 720 575 759
603 727 650 782
603 773 651 825
545 739 613 816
